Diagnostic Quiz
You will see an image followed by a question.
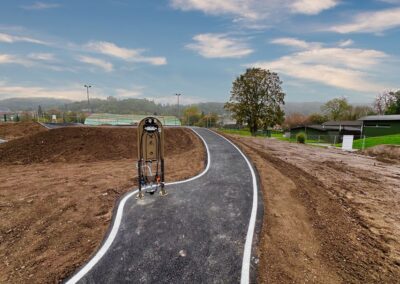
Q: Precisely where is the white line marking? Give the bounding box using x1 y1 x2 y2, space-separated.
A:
210 130 258 284
37 122 52 129
66 128 210 284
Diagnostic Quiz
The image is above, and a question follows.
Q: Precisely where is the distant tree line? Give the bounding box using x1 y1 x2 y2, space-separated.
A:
374 90 400 115
283 91 400 130
63 97 226 117
283 97 374 129
180 106 219 127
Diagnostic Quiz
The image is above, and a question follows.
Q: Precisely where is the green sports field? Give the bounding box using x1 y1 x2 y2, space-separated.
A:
352 134 400 149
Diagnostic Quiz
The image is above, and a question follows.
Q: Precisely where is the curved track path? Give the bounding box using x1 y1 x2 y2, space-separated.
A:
66 128 263 284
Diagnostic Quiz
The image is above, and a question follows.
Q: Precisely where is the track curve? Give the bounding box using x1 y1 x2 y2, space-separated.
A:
66 128 262 284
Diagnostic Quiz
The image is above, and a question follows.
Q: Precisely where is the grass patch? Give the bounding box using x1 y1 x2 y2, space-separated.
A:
271 132 284 138
218 128 283 138
351 134 400 149
218 128 253 136
218 128 331 146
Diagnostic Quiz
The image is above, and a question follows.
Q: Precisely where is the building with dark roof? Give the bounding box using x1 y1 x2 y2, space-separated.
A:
322 120 363 134
359 115 400 137
290 120 363 143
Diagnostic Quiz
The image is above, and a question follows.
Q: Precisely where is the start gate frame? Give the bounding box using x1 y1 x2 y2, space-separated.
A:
137 117 166 199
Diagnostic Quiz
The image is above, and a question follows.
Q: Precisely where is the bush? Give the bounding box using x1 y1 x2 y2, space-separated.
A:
296 132 306 144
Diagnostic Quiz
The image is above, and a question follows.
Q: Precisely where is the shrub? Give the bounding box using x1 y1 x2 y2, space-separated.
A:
296 132 306 144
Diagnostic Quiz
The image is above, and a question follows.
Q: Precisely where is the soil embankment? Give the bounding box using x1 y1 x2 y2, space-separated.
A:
0 122 46 141
0 126 205 284
0 126 196 164
363 144 400 164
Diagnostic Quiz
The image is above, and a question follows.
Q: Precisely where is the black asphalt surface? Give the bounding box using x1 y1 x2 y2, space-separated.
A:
68 128 262 284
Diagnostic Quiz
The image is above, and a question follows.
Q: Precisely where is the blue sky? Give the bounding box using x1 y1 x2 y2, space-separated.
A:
0 0 399 104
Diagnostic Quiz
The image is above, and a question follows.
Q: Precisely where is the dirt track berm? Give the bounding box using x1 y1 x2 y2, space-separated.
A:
136 117 166 199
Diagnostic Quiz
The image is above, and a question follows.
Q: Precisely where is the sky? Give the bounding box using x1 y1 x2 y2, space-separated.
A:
0 0 399 105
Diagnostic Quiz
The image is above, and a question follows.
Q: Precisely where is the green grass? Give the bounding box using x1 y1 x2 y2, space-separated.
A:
219 130 400 150
218 128 253 136
351 134 400 149
218 128 284 138
271 132 284 138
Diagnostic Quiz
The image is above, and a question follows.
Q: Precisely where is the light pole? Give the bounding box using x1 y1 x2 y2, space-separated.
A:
84 85 92 112
175 93 181 126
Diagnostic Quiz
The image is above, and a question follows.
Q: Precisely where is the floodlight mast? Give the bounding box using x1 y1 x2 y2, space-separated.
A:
175 93 181 125
84 85 92 112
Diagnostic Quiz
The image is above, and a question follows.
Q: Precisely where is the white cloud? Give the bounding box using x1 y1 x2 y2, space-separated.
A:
0 53 79 72
77 55 114 72
20 2 60 10
0 54 33 66
115 87 144 98
270 37 321 49
330 7 400 33
0 32 48 45
171 0 339 23
290 0 339 15
170 0 259 20
28 53 55 61
250 39 388 93
0 82 102 101
186 33 253 58
85 41 167 65
338 39 354 47
379 0 400 3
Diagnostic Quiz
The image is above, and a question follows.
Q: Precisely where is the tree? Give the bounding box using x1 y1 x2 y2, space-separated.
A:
182 106 201 126
308 113 328 124
37 105 43 118
225 68 285 136
198 113 219 127
321 97 351 121
283 113 310 129
346 105 375 120
374 91 396 115
385 90 400 114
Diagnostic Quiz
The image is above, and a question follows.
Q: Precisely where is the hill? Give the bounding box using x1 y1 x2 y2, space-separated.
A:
283 102 324 115
0 97 72 111
0 96 331 116
65 98 227 116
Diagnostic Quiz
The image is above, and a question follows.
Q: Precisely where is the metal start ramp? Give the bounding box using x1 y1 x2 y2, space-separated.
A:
66 128 262 284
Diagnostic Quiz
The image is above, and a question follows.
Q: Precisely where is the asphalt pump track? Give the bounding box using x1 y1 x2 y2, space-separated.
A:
66 128 263 283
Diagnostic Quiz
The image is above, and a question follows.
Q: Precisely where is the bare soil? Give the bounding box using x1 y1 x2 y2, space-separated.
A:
0 126 197 164
363 145 400 164
0 126 205 284
0 122 46 140
224 134 400 283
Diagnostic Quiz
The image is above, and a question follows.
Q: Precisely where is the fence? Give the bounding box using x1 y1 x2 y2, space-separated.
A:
84 114 181 126
287 133 367 150
218 126 283 138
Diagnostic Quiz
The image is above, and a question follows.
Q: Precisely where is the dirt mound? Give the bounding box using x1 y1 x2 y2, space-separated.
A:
0 127 196 164
0 122 46 140
363 145 400 163
0 127 205 283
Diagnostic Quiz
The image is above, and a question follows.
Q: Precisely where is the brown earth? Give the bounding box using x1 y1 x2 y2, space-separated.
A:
363 145 400 164
0 126 196 165
0 127 205 284
224 134 400 284
0 122 47 141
